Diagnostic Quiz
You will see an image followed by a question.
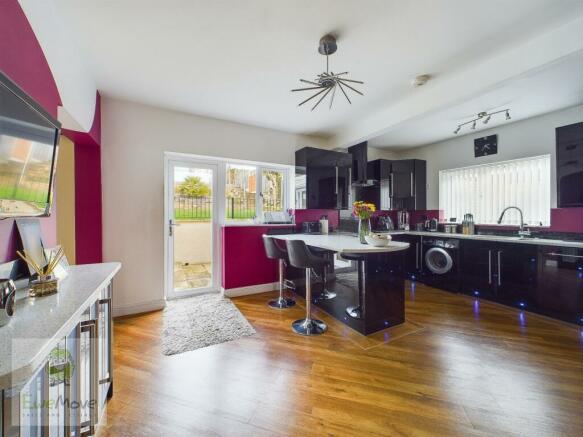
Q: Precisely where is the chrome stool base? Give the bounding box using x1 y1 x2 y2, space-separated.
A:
346 305 362 319
268 297 296 309
292 318 327 336
316 289 337 300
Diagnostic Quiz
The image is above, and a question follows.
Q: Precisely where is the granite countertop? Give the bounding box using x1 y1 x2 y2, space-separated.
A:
0 262 121 390
273 233 409 254
381 230 583 248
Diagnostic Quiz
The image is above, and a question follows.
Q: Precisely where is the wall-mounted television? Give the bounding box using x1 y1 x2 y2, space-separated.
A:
0 71 60 217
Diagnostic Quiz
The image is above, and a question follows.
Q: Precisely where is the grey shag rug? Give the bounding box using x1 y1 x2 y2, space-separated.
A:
162 293 256 356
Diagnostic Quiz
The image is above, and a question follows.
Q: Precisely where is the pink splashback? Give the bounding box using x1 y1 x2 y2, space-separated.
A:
550 208 583 233
0 0 61 262
293 209 340 231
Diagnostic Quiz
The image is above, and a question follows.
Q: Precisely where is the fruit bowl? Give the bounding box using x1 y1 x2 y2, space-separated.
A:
364 233 392 247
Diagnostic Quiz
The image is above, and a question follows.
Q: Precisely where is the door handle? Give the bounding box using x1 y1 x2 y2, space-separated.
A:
169 219 180 236
497 250 502 286
488 250 492 284
547 252 583 259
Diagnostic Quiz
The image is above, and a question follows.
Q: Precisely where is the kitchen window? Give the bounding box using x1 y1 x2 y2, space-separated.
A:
439 155 551 226
225 163 289 221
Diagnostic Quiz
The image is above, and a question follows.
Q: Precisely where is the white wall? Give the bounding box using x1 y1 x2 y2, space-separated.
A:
101 97 326 316
391 104 583 209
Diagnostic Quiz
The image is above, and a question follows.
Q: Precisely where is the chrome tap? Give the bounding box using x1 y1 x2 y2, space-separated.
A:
497 206 531 238
0 279 16 327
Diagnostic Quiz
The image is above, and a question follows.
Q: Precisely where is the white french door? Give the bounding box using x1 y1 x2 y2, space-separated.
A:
165 159 220 299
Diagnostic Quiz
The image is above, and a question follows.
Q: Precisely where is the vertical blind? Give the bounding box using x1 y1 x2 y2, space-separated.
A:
439 155 551 226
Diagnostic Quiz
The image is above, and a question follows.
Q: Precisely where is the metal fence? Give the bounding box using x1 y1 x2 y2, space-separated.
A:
174 195 282 220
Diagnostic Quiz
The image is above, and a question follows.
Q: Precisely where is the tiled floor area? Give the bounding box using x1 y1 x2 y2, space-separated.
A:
174 262 211 290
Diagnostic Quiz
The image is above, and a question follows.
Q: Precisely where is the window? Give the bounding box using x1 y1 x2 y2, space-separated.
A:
439 155 551 226
225 163 289 221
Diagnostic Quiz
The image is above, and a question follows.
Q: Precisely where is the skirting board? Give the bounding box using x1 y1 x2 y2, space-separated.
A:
223 282 278 298
113 299 166 317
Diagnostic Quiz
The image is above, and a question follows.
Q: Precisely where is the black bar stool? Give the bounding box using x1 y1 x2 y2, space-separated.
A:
341 253 366 319
262 235 295 309
285 240 329 336
309 247 336 300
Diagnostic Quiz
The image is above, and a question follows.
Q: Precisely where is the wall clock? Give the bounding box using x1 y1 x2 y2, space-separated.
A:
474 135 498 157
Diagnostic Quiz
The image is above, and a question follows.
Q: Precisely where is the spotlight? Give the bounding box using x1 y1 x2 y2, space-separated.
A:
471 121 476 130
483 115 491 124
506 110 511 120
454 126 461 134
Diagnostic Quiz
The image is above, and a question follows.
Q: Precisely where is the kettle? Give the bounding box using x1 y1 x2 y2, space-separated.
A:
0 279 16 327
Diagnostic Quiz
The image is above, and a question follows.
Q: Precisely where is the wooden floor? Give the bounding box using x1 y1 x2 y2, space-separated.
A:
98 282 583 436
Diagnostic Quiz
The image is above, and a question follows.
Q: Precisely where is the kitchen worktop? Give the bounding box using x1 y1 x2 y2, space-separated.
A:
379 230 583 248
274 233 410 254
0 262 121 389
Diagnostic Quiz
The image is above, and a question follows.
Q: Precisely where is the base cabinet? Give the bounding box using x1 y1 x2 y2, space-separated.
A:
536 246 583 324
390 235 422 279
1 281 114 437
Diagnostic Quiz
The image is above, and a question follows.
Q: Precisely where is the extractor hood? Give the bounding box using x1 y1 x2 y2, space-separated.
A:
348 142 376 187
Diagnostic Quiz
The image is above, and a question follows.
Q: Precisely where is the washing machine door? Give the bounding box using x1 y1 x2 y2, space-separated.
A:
425 247 453 275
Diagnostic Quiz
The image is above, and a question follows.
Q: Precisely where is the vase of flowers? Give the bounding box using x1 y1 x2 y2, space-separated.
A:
352 201 376 244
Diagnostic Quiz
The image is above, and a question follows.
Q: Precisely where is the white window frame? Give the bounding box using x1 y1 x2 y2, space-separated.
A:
438 155 551 226
164 152 292 225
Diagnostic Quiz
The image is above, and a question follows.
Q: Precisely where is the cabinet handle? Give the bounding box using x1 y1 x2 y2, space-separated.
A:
348 167 352 185
488 250 492 284
335 166 339 195
98 297 113 385
415 243 419 269
547 252 583 259
497 250 502 286
80 319 98 434
410 172 414 197
390 173 394 197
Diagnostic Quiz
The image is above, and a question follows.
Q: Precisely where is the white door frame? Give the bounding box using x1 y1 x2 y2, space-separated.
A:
164 157 221 300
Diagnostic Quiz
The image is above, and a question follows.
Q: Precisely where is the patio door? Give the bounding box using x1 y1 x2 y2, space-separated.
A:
165 159 219 299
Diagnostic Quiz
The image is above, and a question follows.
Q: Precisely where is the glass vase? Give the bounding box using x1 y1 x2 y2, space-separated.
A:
358 218 371 244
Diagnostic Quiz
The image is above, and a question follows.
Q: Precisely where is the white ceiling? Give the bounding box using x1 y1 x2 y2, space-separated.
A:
55 0 583 144
368 52 583 149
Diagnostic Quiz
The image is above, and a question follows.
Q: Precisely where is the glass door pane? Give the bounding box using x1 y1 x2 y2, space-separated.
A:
169 162 217 297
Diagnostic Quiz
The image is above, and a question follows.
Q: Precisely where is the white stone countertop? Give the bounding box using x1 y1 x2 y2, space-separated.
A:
0 262 121 390
382 230 583 248
273 233 409 254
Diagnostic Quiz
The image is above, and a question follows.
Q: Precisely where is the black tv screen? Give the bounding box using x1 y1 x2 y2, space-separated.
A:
0 71 60 217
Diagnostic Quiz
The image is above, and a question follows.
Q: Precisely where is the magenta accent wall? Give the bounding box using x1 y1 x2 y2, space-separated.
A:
0 0 61 262
293 209 340 231
63 93 103 264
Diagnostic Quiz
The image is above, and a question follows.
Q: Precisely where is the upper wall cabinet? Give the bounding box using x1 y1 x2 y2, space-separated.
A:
557 121 583 207
295 147 353 210
357 159 426 211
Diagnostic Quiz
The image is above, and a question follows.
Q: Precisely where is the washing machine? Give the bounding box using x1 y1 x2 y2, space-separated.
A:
421 238 461 292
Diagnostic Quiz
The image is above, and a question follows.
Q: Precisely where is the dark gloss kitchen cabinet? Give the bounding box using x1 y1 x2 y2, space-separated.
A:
535 246 583 324
460 240 537 304
357 159 426 211
295 147 352 209
557 121 583 207
390 234 423 278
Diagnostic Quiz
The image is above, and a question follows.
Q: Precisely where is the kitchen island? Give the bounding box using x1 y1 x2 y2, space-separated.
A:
274 234 409 335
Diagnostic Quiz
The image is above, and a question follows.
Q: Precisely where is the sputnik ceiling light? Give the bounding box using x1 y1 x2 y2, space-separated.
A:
453 109 511 134
292 34 364 111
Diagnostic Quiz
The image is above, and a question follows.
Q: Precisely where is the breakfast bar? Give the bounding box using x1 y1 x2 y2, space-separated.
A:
274 234 409 335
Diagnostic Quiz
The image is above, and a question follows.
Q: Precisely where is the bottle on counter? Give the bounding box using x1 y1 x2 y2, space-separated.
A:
319 215 329 235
